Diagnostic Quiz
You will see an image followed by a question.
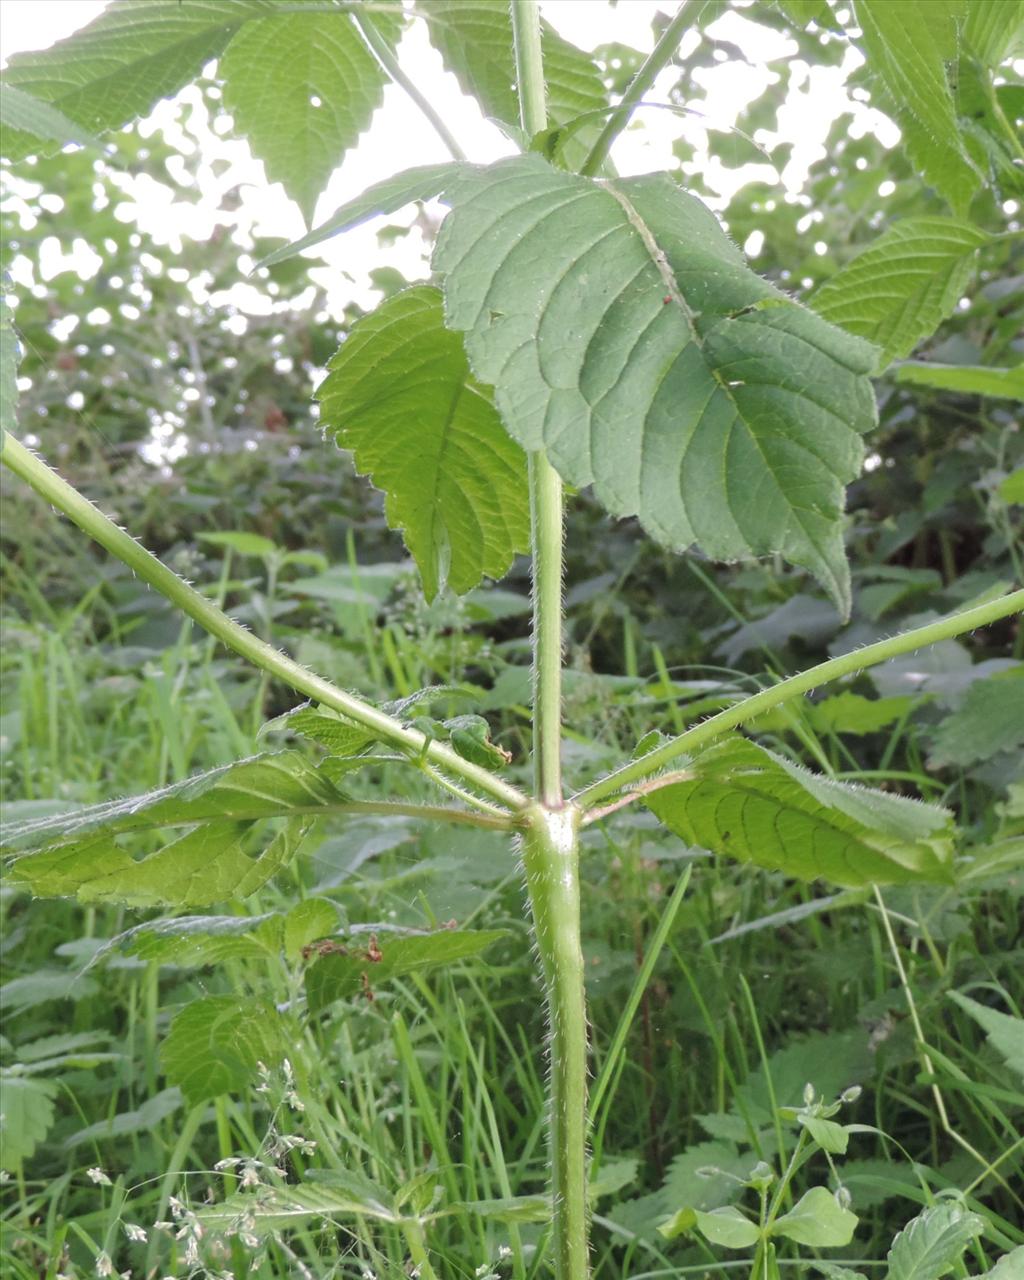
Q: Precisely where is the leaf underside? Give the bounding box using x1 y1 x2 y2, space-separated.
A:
435 155 879 614
319 285 530 600
645 736 953 886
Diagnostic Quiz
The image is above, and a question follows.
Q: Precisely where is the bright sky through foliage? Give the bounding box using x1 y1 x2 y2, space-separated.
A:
1 0 896 321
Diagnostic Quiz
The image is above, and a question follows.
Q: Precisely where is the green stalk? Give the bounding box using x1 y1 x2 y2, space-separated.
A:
521 804 588 1280
574 587 1024 811
512 6 588 1277
579 0 691 177
0 434 527 815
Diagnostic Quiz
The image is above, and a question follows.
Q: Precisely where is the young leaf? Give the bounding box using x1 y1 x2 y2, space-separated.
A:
305 928 508 1012
852 1 981 214
319 286 530 601
893 363 1024 400
948 990 1024 1083
691 1205 762 1248
885 1203 986 1280
0 1073 57 1164
417 1 607 169
771 1186 858 1246
220 12 388 226
435 156 879 615
645 736 953 886
160 995 292 1105
811 219 991 368
257 163 465 267
798 1114 851 1154
0 0 274 161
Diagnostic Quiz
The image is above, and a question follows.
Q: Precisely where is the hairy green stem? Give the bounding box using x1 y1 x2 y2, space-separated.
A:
512 0 566 810
1 435 527 814
579 0 691 177
574 588 1024 810
521 805 588 1280
352 11 468 162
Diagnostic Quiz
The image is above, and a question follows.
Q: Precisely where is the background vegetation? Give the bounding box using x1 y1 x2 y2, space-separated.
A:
1 2 1022 1278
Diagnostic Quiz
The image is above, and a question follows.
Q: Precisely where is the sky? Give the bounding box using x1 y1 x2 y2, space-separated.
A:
0 0 893 318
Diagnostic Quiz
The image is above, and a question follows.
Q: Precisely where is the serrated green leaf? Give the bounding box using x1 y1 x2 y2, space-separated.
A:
100 913 279 967
852 1 981 213
811 219 990 367
258 163 465 266
948 990 1024 1083
0 969 99 1014
772 1186 858 1245
885 1203 986 1280
160 995 292 1105
928 669 1024 768
435 155 879 614
0 0 274 161
221 12 386 225
305 927 507 1013
806 692 914 736
893 362 1024 400
964 0 1024 64
319 286 530 600
283 898 339 962
0 83 102 152
452 1194 551 1223
0 1073 57 1164
646 736 953 886
417 1 607 169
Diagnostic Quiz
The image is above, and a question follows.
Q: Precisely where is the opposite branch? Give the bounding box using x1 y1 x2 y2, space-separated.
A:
1 435 528 815
574 588 1024 810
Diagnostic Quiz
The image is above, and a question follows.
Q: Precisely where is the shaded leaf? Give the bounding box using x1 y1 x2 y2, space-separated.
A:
305 928 507 1013
893 362 1024 400
0 1073 57 1164
948 990 1024 1083
221 12 386 225
319 286 530 600
928 669 1024 768
972 1247 1024 1280
772 1186 858 1246
258 163 465 267
64 1087 183 1149
964 0 1024 64
160 995 292 1104
885 1202 986 1280
435 156 879 614
201 1173 398 1228
811 219 990 368
646 736 953 886
798 1115 851 1154
852 1 981 213
0 969 98 1014
0 0 273 161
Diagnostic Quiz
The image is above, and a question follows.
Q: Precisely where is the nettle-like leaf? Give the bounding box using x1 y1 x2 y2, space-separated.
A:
948 990 1024 1083
435 155 879 614
884 1202 986 1280
894 363 1024 401
259 163 465 267
0 752 357 906
161 995 293 1105
811 218 991 368
220 12 389 225
417 0 607 168
852 0 981 214
964 0 1024 66
0 0 275 161
0 83 102 152
305 928 508 1013
645 737 953 886
319 286 530 601
973 1247 1024 1280
928 669 1024 768
0 1073 57 1164
201 1173 399 1230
